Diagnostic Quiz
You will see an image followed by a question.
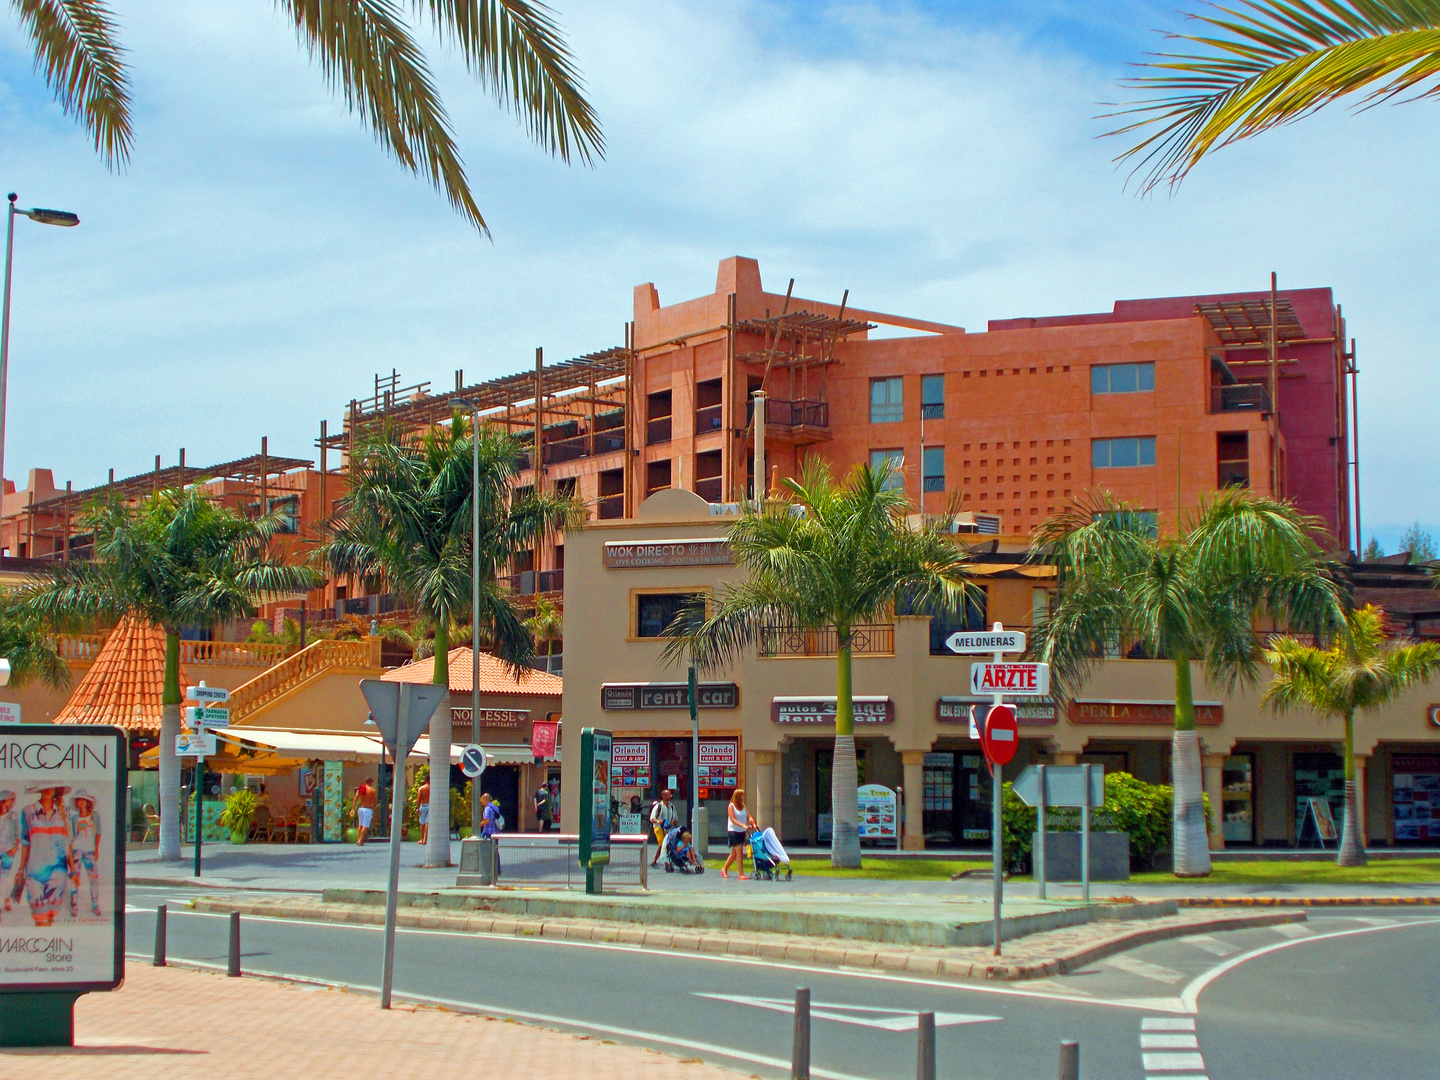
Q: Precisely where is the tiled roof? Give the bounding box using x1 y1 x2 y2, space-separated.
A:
55 617 190 732
381 647 562 697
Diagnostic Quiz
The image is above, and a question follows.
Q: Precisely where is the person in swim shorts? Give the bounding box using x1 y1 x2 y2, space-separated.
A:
351 777 377 845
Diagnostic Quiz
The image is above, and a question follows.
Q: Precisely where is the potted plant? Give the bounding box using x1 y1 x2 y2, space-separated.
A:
220 788 259 844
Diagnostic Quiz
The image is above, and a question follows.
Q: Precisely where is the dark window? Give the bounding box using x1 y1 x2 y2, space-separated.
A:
266 495 300 534
898 588 989 654
922 446 945 492
637 593 704 638
1091 363 1155 394
921 374 944 419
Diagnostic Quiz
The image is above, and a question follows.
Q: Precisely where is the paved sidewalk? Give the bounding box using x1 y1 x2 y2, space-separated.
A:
3 963 748 1080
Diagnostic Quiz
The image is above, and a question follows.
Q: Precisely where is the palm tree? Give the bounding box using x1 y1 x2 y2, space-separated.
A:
661 458 973 868
525 596 562 673
1264 605 1440 865
0 592 67 689
1107 1 1440 193
324 414 574 867
26 488 319 861
1031 489 1345 876
10 0 603 233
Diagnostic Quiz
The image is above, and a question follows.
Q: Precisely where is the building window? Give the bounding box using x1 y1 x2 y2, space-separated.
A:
1091 363 1155 395
922 446 945 492
921 374 944 419
636 593 704 638
898 589 989 654
1092 436 1156 469
267 495 299 534
870 377 903 423
870 449 905 490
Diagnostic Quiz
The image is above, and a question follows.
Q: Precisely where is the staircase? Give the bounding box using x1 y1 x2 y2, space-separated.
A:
228 637 383 724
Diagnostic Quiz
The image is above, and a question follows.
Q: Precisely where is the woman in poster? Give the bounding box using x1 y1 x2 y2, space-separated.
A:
69 788 103 919
10 783 74 927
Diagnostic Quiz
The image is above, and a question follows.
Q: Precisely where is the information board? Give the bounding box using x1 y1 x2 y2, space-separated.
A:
0 725 125 993
856 783 898 843
579 729 612 869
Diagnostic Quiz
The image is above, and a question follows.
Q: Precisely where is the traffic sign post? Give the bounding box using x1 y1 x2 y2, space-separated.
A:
184 706 229 729
460 744 487 838
945 629 1026 655
181 683 228 879
970 662 1050 697
1011 764 1105 900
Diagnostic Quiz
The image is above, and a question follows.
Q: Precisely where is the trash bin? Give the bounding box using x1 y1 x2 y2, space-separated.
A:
456 836 497 886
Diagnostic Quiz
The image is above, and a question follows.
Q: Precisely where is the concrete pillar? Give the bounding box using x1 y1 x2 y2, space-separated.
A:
1054 752 1079 766
1353 755 1368 844
1202 753 1227 851
748 750 778 834
901 751 926 850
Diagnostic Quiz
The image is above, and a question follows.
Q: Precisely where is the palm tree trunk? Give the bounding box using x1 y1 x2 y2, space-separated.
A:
1171 656 1212 877
424 621 453 867
830 640 862 868
157 631 183 861
1338 710 1367 867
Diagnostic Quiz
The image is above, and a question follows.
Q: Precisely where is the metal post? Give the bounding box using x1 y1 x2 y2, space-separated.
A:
916 1011 936 1080
471 402 481 807
990 622 1005 957
1036 763 1047 900
1081 763 1092 904
1058 1040 1080 1080
227 911 241 977
380 686 411 1009
791 987 811 1080
193 761 204 878
754 390 767 506
152 905 167 966
689 665 700 847
0 197 17 492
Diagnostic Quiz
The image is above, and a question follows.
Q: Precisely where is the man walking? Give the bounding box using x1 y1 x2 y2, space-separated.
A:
416 773 431 845
480 792 502 877
351 777 377 846
649 789 678 867
533 782 552 833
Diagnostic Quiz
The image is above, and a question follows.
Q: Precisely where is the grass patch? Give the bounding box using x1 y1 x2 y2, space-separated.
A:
1129 859 1440 886
703 856 989 880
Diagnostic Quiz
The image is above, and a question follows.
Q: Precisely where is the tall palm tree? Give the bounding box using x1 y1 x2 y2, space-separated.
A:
662 458 973 868
1031 490 1345 876
1264 605 1440 865
1107 0 1440 193
10 0 603 233
26 488 319 861
324 414 574 866
525 596 562 673
0 592 68 690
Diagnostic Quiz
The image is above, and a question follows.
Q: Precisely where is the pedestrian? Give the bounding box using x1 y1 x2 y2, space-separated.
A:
68 789 102 919
480 792 502 877
533 782 552 832
11 783 73 926
649 789 678 866
417 772 431 845
721 788 754 880
351 777 377 845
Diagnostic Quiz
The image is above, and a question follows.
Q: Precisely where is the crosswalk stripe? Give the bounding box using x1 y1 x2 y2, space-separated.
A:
1142 1033 1199 1049
1142 1017 1196 1031
1179 933 1238 957
1349 916 1398 926
1270 922 1314 938
1103 955 1185 983
1145 1075 1208 1080
1142 1051 1207 1071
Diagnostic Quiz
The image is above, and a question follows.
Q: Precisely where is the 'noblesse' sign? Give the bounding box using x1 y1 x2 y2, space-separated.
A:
0 725 126 994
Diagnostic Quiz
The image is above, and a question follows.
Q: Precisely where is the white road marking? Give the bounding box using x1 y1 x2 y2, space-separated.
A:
695 992 1000 1031
1348 916 1398 926
1269 922 1314 938
1178 933 1237 957
1141 1033 1199 1049
1142 1017 1195 1031
1102 955 1185 984
1142 1052 1206 1071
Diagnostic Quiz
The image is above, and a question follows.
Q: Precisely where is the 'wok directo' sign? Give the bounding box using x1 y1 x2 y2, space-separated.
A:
602 539 733 569
0 725 126 994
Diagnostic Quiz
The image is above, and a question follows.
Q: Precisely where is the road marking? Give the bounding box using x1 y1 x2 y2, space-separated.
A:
1102 955 1185 984
1142 1052 1206 1071
1348 916 1398 926
1142 1017 1195 1031
1178 934 1237 957
695 993 1001 1031
1269 922 1314 938
1141 1033 1199 1049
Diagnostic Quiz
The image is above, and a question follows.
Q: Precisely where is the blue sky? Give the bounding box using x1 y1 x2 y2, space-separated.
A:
0 1 1435 552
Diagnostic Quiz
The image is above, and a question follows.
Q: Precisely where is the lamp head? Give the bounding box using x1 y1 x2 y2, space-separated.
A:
24 208 79 227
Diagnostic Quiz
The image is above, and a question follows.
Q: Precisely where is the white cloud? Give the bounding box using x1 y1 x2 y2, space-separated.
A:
0 0 1433 542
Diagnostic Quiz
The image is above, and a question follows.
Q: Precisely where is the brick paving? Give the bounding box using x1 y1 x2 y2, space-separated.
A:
1 963 751 1079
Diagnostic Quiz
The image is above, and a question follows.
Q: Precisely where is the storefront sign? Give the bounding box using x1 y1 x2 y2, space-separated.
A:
698 741 738 767
0 725 126 993
601 682 739 710
603 538 734 569
698 739 739 793
937 697 1057 725
475 709 528 727
612 742 651 767
1068 700 1223 725
771 697 894 724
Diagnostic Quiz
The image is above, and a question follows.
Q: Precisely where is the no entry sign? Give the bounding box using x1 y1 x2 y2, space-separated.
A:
983 704 1019 767
970 662 1050 697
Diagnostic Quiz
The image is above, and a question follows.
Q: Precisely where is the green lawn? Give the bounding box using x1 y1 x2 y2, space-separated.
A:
705 856 988 880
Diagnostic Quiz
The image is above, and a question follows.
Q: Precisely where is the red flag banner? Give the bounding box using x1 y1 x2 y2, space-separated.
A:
531 720 560 759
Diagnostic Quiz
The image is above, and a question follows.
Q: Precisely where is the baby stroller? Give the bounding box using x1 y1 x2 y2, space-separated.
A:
663 825 705 874
749 827 792 881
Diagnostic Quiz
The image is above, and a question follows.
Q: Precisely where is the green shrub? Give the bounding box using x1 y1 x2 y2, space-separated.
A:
219 788 258 836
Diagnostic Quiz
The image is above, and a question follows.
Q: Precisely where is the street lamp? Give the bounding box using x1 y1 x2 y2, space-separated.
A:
454 398 483 826
1 193 80 499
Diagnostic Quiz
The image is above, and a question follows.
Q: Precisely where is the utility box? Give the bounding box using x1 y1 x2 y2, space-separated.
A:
456 836 497 886
1033 831 1130 881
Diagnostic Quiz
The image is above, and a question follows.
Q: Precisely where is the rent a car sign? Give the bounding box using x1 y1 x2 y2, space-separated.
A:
969 662 1050 697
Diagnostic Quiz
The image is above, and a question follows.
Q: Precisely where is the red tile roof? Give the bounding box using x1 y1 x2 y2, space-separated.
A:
55 617 191 732
381 647 562 697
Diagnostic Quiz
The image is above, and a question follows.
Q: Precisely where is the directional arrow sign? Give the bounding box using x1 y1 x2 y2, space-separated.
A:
186 684 230 703
1011 764 1104 809
359 679 447 756
185 706 230 728
695 994 1000 1031
945 629 1026 655
970 662 1050 697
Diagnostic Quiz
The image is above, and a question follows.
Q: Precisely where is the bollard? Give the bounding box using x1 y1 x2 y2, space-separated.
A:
228 911 241 977
791 987 811 1079
1058 1040 1079 1080
153 905 167 967
916 1011 936 1080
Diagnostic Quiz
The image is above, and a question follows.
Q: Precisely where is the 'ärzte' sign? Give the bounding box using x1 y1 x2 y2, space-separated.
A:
970 662 1050 697
603 539 733 569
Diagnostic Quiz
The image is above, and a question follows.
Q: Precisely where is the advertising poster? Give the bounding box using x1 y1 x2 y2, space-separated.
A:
578 728 612 869
322 760 343 842
856 783 898 843
1393 756 1440 841
0 725 125 992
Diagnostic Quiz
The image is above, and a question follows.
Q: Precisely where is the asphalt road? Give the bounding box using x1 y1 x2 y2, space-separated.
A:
124 887 1440 1080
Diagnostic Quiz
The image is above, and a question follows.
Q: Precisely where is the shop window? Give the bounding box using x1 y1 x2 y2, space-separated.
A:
921 374 944 419
870 377 903 423
1091 362 1155 394
1222 754 1255 844
1294 751 1346 842
922 446 945 493
870 449 905 491
1393 755 1440 843
1092 437 1156 469
635 592 704 638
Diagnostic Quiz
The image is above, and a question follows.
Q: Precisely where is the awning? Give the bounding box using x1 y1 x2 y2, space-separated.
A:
410 738 558 765
222 729 391 762
138 728 554 771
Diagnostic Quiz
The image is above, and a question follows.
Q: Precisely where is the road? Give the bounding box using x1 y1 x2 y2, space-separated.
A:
124 886 1440 1079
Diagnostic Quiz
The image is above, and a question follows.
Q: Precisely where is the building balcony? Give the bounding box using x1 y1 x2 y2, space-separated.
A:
758 622 894 658
506 569 564 596
596 493 624 519
695 476 724 503
1212 383 1272 413
746 398 831 445
336 593 402 618
646 417 672 445
695 403 723 433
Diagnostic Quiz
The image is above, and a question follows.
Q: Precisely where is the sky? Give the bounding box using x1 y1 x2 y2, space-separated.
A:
0 0 1435 552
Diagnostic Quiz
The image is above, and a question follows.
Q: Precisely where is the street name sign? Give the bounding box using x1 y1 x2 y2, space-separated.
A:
982 705 1018 767
185 706 229 728
1011 764 1104 809
460 744 487 779
186 684 229 703
176 732 217 757
945 629 1026 655
970 662 1050 697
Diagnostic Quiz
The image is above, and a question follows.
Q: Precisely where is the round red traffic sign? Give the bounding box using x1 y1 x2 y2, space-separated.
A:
983 703 1019 767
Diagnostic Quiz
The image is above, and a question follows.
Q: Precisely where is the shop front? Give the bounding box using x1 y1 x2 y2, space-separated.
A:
1390 752 1440 844
605 735 741 835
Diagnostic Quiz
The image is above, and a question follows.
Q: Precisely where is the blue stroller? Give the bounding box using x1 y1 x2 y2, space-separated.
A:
749 827 793 881
663 825 704 873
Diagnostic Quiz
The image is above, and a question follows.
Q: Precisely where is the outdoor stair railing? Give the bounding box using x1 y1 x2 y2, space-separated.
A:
227 637 382 722
52 635 290 668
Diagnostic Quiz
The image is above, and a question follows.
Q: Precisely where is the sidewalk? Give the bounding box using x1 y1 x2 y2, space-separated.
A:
2 964 747 1080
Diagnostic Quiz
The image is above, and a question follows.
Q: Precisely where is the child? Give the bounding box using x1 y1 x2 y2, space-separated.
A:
69 789 102 919
0 790 17 917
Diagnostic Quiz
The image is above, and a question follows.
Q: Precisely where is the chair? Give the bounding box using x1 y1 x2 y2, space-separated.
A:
269 806 291 843
249 805 275 842
293 810 313 844
142 804 159 843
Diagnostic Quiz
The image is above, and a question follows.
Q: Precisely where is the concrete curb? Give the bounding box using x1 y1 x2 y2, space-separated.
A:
189 896 1304 983
1176 895 1440 907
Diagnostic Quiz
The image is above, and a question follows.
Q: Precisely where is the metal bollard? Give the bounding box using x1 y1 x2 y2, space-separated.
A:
153 905 167 967
791 987 811 1079
916 1011 936 1080
1058 1039 1080 1080
228 911 241 977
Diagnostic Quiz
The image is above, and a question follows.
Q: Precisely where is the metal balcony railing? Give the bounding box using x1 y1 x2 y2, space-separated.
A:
506 570 564 596
695 403 723 432
1212 383 1272 413
748 398 830 429
646 416 672 445
758 622 894 658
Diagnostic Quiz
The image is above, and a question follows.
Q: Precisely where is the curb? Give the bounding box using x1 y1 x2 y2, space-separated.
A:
1176 895 1440 907
189 896 1304 983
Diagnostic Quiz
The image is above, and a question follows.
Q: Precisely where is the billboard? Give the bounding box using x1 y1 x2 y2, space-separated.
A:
0 725 125 992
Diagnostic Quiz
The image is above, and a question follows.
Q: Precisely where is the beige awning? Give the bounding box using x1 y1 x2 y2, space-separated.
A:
222 729 392 762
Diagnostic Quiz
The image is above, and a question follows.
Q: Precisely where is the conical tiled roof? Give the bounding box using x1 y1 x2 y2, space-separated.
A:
55 617 189 732
381 647 562 696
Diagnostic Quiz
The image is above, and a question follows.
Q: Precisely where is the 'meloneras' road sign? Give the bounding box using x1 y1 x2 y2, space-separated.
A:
970 662 1050 697
176 732 217 756
945 629 1026 655
185 706 230 728
460 744 487 779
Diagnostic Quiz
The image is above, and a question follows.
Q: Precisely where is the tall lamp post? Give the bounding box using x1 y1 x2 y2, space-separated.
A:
455 398 482 828
1 194 80 495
